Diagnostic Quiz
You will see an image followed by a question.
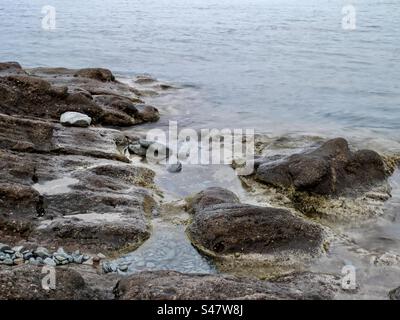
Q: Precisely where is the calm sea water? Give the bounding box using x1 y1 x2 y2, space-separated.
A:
0 0 399 149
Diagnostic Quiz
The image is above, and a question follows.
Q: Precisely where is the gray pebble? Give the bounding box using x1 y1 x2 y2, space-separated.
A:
12 246 25 253
0 243 11 252
34 247 50 258
73 255 84 264
44 257 56 267
167 161 182 173
23 252 33 260
1 258 14 266
102 261 116 273
118 264 129 272
139 139 155 148
56 247 66 255
97 253 106 259
15 252 23 259
128 144 147 156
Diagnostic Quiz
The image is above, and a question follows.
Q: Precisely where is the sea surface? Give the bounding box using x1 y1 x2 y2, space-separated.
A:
1 0 399 147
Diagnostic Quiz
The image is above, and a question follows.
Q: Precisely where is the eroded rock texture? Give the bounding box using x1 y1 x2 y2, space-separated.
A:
186 187 326 276
114 270 340 300
0 63 161 253
255 138 388 196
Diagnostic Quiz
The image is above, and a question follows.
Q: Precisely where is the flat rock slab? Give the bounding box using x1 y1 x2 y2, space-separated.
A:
0 150 156 252
0 264 99 299
0 114 130 162
114 270 340 300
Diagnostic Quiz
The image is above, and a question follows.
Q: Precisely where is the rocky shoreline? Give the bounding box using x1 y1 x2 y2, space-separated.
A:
1 61 399 300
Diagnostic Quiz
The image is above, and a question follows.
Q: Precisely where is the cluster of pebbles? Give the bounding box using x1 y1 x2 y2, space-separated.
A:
102 261 129 274
0 242 131 274
0 243 99 267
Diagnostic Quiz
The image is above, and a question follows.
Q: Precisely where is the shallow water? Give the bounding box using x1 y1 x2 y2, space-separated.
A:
112 219 215 274
309 170 400 299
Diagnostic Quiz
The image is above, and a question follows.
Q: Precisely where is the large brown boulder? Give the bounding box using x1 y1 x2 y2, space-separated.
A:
187 202 325 256
256 138 388 196
186 188 326 275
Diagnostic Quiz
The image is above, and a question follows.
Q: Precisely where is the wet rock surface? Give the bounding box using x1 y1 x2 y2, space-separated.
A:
0 65 159 126
186 187 326 275
0 264 99 299
256 138 389 196
0 63 162 255
239 136 395 222
1 62 397 300
114 270 340 300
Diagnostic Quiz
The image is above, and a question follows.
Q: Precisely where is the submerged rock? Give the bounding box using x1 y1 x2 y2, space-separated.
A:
60 111 92 127
256 138 388 196
113 270 340 300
